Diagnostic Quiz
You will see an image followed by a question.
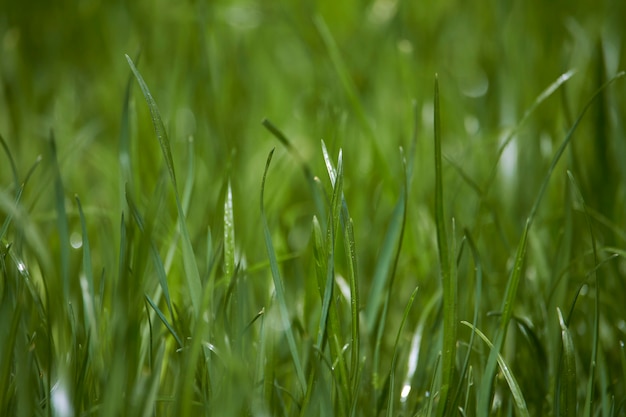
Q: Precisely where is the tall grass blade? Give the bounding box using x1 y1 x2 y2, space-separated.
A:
557 308 577 416
125 55 177 189
567 170 600 417
126 55 202 317
312 15 375 143
260 149 307 393
433 75 457 417
479 70 625 414
0 134 18 191
75 195 98 342
386 286 419 417
461 321 530 417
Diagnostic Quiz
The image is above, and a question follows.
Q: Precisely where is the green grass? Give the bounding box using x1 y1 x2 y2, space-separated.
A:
2 1 626 416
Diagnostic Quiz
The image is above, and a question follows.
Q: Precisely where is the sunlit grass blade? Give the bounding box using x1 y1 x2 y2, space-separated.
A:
125 55 177 189
557 307 577 416
126 55 202 317
75 195 98 342
145 294 183 348
461 321 530 417
433 75 457 417
386 286 418 417
316 149 343 350
224 180 235 279
260 148 307 393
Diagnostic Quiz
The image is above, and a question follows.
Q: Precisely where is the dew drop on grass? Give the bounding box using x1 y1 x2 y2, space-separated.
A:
464 114 480 136
70 231 82 249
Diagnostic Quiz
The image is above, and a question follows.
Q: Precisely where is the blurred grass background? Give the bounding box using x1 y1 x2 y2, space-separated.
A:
1 0 626 415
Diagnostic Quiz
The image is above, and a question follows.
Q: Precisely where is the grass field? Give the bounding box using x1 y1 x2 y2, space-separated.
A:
2 0 626 415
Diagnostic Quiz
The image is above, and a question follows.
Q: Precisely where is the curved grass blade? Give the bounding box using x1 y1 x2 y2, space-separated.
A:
557 308 577 416
479 70 625 414
461 321 530 417
145 294 183 348
260 149 306 393
484 70 576 192
126 55 202 316
386 286 419 417
125 55 177 190
433 75 457 417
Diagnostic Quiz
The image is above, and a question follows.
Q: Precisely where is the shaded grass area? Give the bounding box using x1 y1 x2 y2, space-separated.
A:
2 1 626 415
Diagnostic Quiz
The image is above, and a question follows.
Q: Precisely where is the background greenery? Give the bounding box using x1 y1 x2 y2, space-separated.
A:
1 0 625 415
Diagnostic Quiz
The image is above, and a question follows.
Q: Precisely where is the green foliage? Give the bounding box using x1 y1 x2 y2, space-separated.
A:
1 1 626 416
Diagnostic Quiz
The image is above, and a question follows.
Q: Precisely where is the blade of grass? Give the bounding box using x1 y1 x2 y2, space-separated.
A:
49 130 71 303
126 55 202 317
452 229 482 408
125 183 174 320
260 148 306 393
144 294 183 348
557 307 577 416
433 75 457 417
567 170 600 417
224 180 235 279
75 195 98 344
479 70 625 414
386 286 419 417
372 147 409 396
461 321 530 417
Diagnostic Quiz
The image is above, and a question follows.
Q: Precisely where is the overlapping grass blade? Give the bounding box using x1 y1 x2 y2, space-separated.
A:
479 71 625 413
386 286 418 417
557 308 577 416
433 75 457 417
144 294 182 348
126 55 202 317
484 70 576 191
260 149 307 393
125 183 174 320
462 321 530 417
567 170 600 417
262 118 325 228
452 229 482 408
75 195 98 341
